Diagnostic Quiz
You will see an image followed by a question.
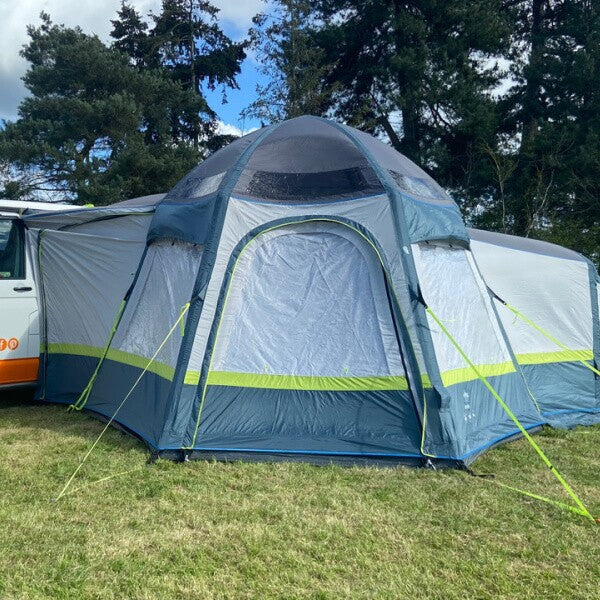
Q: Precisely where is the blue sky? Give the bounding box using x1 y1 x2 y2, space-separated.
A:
0 0 268 133
203 55 268 134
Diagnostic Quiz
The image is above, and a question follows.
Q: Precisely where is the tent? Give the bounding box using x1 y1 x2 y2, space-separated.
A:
26 116 600 467
470 229 600 428
24 194 164 402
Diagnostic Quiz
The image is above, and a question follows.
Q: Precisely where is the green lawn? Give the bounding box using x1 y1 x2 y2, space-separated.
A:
0 393 599 599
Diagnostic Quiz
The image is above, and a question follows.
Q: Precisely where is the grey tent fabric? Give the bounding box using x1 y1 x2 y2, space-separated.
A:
29 116 600 467
469 228 586 262
22 194 162 232
112 194 166 208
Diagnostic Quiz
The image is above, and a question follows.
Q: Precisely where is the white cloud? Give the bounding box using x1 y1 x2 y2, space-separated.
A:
0 0 264 121
216 120 258 138
212 0 266 30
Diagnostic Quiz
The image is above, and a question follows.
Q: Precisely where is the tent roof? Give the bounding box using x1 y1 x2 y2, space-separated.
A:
151 116 468 245
162 116 454 207
112 193 166 208
469 228 587 263
22 194 164 230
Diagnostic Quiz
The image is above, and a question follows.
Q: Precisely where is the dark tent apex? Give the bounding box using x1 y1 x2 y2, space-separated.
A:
162 115 454 208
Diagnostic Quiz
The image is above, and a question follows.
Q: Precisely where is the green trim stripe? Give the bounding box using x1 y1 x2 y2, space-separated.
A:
184 371 200 385
515 349 593 366
49 350 527 396
439 361 515 387
47 343 176 382
48 342 522 392
206 371 410 391
206 364 516 392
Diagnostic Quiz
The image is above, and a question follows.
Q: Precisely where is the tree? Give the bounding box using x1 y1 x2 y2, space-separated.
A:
477 0 600 259
110 2 154 69
309 0 510 205
242 0 334 123
0 13 203 204
530 0 600 258
111 1 247 149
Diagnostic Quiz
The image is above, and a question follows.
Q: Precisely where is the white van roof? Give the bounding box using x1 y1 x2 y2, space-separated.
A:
0 199 78 215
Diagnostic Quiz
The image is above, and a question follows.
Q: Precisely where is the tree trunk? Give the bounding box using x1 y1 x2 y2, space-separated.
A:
513 0 545 236
189 0 198 150
392 0 420 160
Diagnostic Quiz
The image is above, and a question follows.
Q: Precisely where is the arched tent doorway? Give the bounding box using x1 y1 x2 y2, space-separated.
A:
191 220 423 459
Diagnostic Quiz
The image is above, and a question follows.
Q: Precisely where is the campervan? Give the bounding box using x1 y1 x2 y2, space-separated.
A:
0 200 76 388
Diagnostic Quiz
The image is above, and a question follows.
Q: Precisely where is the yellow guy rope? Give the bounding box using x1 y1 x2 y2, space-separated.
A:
426 305 597 523
54 302 190 502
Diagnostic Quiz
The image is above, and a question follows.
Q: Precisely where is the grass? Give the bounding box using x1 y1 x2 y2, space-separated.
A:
0 392 599 599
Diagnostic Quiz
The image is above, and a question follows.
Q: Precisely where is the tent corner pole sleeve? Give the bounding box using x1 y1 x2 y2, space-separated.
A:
161 123 285 449
426 303 596 523
36 230 48 400
586 262 600 407
69 245 150 411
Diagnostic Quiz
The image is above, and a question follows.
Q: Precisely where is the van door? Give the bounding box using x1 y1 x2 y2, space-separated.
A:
0 217 39 387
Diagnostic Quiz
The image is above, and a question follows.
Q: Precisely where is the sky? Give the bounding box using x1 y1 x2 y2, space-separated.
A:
0 0 268 133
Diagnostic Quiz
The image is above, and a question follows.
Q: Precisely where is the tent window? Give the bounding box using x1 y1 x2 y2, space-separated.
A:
112 240 204 370
413 243 512 378
388 171 444 201
239 167 382 202
0 218 25 279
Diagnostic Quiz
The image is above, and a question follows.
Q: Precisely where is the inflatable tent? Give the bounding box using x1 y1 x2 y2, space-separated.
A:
470 229 600 428
24 194 164 403
26 116 600 466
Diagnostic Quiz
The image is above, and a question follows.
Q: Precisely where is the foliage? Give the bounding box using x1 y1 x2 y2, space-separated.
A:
0 14 203 204
112 1 247 149
486 0 600 258
0 3 246 205
243 0 334 123
1 0 599 253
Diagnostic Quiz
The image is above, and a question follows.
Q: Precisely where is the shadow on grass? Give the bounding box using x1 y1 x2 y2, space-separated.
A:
0 387 38 407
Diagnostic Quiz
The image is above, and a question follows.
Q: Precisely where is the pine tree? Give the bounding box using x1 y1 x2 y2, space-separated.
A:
480 0 600 259
310 0 509 204
111 1 246 150
150 0 245 94
110 2 156 69
242 0 333 123
0 13 202 204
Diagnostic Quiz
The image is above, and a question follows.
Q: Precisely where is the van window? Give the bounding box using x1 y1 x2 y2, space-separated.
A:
0 218 25 279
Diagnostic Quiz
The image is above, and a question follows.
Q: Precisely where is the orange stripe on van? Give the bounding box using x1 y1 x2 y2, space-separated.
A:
0 357 39 385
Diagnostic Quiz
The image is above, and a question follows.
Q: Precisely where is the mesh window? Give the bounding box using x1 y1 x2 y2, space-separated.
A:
239 167 381 203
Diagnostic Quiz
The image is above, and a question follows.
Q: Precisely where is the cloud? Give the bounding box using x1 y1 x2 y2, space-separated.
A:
216 120 258 138
212 0 266 31
0 0 265 121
